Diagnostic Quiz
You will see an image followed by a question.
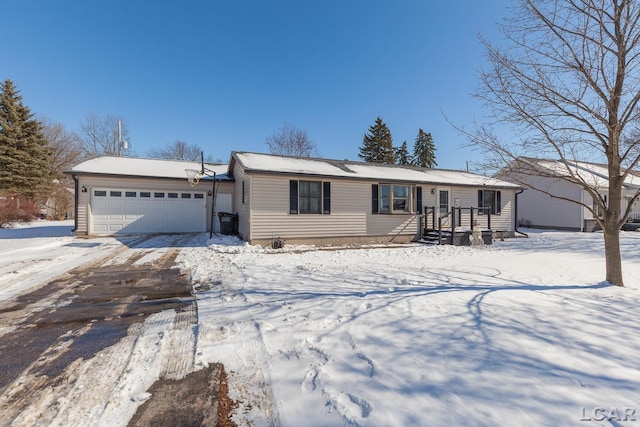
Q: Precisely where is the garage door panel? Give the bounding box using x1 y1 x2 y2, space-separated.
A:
91 188 206 235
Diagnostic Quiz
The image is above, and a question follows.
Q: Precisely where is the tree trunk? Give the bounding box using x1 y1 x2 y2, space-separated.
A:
603 166 625 286
603 219 624 287
603 151 624 286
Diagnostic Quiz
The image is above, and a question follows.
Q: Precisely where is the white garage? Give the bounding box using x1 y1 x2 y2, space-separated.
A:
90 188 207 235
67 156 234 237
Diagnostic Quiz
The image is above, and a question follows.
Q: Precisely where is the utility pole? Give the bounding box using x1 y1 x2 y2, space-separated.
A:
117 120 128 156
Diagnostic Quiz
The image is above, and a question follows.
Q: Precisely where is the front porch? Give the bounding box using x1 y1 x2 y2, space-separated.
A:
419 206 498 246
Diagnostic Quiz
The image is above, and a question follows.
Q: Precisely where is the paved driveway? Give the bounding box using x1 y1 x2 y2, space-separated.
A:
0 234 227 426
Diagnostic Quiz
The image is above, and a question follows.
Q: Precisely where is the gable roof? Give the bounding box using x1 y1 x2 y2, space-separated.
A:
66 156 231 181
501 157 640 190
230 152 521 188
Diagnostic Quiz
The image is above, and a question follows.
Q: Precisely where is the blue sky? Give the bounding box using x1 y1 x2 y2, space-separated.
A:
4 0 511 169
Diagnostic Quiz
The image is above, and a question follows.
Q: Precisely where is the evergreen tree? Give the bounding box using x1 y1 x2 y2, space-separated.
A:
358 116 394 164
412 129 437 168
395 140 410 165
0 80 52 199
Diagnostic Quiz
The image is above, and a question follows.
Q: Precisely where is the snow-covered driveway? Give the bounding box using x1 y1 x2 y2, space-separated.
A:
180 231 640 427
0 222 202 426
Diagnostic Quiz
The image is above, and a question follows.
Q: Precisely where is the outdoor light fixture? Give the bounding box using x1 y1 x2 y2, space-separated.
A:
81 186 88 193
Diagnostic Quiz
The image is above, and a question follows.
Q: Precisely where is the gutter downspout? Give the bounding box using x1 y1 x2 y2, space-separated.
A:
515 188 528 238
71 174 79 232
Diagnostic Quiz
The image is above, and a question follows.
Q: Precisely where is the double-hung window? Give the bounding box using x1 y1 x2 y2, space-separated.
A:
372 184 413 214
290 180 330 214
478 190 502 215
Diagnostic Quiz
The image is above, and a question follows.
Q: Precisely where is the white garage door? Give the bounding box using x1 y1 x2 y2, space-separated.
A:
90 189 207 235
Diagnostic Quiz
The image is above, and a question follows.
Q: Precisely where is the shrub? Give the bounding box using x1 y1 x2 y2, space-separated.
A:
0 196 38 228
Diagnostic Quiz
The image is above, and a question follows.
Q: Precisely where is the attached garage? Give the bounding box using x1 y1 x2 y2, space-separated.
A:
90 189 207 235
67 157 233 236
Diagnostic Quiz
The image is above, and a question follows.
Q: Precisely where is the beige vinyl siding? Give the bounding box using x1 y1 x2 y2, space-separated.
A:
249 175 369 240
74 175 233 235
366 213 421 237
232 162 251 240
448 187 515 231
249 174 424 241
76 188 90 235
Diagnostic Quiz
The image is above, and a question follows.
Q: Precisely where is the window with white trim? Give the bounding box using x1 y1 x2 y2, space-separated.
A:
372 184 413 214
289 180 331 214
478 190 502 215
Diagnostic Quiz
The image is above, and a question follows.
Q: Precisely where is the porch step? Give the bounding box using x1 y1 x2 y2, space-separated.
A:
419 229 453 245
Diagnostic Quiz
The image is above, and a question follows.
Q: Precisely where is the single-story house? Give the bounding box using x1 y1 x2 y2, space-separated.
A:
497 158 640 231
67 152 522 245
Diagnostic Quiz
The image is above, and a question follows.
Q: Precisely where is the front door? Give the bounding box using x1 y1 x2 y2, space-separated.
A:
438 188 450 227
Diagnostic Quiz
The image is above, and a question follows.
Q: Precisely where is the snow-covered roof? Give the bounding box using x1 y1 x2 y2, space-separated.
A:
572 161 640 187
231 152 521 188
514 158 640 189
67 156 231 180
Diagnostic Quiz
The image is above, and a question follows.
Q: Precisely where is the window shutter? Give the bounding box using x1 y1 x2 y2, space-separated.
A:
496 190 502 214
290 180 298 214
372 184 379 214
323 182 331 214
416 187 422 214
478 190 484 215
242 181 245 204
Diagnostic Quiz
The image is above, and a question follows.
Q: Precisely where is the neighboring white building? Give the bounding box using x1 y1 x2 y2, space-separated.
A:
67 152 522 245
498 158 640 231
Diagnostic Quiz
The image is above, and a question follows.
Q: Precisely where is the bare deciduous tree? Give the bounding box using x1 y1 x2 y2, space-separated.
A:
266 122 318 157
79 113 129 158
465 0 640 286
147 140 217 162
40 117 82 179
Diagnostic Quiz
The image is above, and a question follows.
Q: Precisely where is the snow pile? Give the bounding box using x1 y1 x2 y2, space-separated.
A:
179 230 640 427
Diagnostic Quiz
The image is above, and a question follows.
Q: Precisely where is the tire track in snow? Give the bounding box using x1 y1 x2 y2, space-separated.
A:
160 303 197 380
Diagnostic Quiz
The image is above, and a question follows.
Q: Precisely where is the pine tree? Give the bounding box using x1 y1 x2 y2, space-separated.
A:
0 80 52 199
395 140 410 165
412 129 437 168
358 116 394 164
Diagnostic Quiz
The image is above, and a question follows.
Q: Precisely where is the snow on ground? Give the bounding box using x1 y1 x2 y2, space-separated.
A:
0 220 131 304
3 222 640 426
179 230 640 427
0 222 199 427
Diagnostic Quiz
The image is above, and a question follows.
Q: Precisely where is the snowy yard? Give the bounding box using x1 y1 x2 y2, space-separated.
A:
180 231 640 426
2 222 640 426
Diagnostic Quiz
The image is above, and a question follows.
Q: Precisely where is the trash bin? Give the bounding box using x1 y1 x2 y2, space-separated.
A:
217 212 238 235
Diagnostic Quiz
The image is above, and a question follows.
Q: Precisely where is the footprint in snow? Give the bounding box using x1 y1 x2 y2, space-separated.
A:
334 392 373 420
301 367 319 393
